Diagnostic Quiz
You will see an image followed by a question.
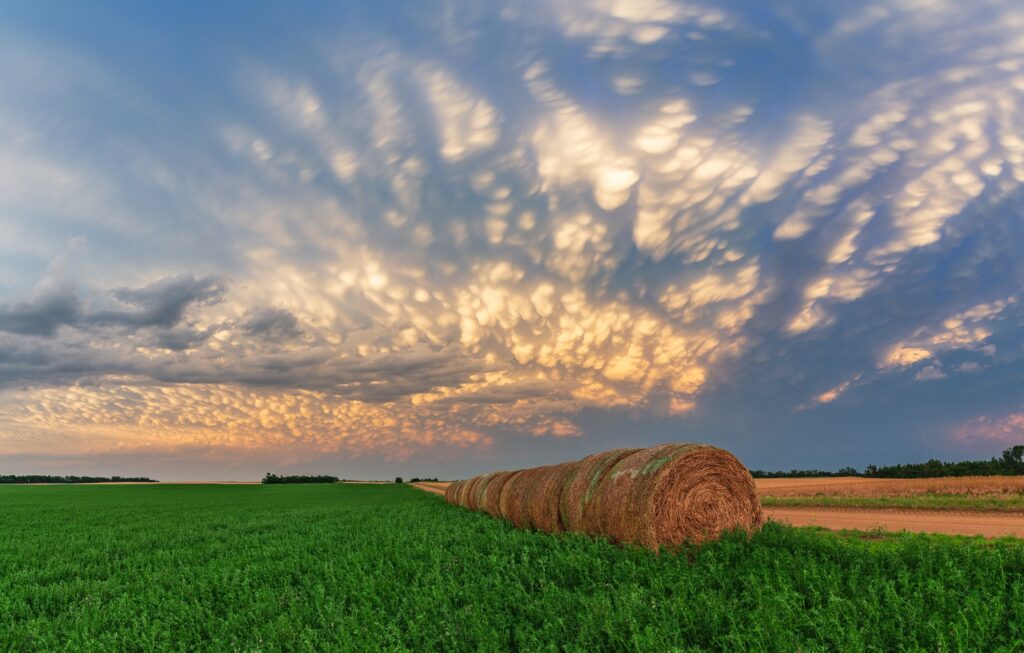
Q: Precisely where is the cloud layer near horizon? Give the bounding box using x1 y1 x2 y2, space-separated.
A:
2 0 1023 479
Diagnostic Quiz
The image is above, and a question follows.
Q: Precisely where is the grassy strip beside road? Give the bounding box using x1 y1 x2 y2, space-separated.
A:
1 484 1022 651
762 493 1024 512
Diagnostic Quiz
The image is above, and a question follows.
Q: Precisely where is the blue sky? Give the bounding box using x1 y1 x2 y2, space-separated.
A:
1 0 1023 480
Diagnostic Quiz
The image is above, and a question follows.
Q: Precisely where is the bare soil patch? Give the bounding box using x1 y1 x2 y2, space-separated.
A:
766 506 1024 538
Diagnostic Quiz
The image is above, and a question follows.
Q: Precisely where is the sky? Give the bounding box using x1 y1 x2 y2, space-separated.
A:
1 0 1023 481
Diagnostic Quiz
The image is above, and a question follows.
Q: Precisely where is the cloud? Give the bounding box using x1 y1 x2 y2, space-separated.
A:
3 0 1024 470
914 365 946 382
952 411 1024 445
242 307 303 340
0 282 80 337
87 273 226 329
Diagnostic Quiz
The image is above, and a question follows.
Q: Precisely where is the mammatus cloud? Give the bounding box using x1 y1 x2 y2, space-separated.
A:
2 0 1024 474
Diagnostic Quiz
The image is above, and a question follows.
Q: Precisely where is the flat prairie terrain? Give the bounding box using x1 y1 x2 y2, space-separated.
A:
2 483 1023 651
757 476 1024 514
756 476 1024 497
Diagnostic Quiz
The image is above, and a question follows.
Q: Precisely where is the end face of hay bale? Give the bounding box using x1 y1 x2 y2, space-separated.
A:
594 444 762 549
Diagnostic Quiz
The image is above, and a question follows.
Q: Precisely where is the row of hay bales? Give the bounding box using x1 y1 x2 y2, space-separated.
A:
444 443 764 549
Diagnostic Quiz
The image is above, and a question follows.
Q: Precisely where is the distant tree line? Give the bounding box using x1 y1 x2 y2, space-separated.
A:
409 477 439 482
0 475 157 484
261 473 339 484
752 445 1024 478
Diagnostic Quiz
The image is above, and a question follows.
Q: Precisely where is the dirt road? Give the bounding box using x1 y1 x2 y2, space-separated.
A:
410 482 446 496
765 506 1024 538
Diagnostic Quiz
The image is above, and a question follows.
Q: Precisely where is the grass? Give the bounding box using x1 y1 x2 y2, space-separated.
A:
761 493 1024 512
0 484 1021 652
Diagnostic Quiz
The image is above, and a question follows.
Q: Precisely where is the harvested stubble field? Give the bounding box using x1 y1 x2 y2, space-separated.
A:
757 476 1024 512
757 476 1024 497
3 484 1024 651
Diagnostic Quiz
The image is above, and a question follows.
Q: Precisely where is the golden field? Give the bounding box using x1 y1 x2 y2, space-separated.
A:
756 476 1024 498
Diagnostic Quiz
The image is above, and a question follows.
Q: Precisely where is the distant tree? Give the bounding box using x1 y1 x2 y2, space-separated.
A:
0 475 157 484
751 469 851 478
752 447 1024 479
1002 445 1024 473
395 476 403 484
862 446 1024 478
261 473 339 484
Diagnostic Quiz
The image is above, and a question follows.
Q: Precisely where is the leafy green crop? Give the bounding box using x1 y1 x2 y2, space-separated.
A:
1 484 1022 651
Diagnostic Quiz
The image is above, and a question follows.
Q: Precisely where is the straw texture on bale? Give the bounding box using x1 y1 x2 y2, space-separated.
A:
559 448 640 533
592 444 763 548
443 443 763 550
500 467 542 529
527 463 577 532
444 480 461 504
480 471 514 517
459 476 472 508
497 470 527 522
465 474 491 511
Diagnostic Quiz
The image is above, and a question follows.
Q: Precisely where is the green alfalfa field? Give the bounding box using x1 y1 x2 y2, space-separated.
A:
1 483 1022 652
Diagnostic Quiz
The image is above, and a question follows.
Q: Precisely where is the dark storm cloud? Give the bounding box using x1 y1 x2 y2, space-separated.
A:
86 273 226 329
0 273 226 339
0 324 485 402
242 307 303 340
0 283 81 337
150 324 225 352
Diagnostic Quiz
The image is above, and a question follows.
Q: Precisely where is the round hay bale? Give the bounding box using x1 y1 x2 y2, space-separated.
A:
559 448 641 533
480 471 514 517
456 478 474 508
444 480 460 505
501 467 543 529
464 474 489 511
526 462 577 533
591 444 762 549
497 469 527 522
454 481 468 506
470 472 498 512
